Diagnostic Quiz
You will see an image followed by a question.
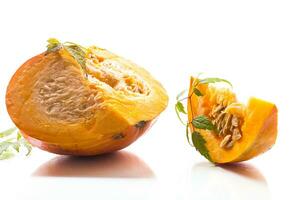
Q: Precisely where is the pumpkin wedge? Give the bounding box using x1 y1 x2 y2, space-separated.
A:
182 76 277 163
6 39 168 156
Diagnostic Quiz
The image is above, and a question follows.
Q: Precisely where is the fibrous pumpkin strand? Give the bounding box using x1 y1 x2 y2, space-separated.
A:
210 103 243 149
85 49 150 96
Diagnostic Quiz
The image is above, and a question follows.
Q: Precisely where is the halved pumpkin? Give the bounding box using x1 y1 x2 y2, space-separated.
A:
187 77 277 163
6 39 168 155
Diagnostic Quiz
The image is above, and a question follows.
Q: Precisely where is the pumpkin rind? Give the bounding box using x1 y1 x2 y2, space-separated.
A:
187 77 277 163
6 44 168 155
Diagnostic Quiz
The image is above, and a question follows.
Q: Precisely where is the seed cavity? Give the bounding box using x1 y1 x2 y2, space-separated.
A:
210 104 243 149
35 60 101 123
86 59 150 96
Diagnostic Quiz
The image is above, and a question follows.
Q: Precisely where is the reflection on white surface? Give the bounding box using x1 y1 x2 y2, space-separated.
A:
6 151 272 200
20 177 159 200
184 162 270 200
19 151 159 200
33 151 154 178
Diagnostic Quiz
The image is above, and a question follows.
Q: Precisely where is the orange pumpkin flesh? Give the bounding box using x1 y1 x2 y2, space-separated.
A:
6 45 168 155
188 77 277 163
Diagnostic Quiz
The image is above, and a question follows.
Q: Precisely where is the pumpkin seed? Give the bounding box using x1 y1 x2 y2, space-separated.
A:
232 116 239 127
232 128 242 141
226 140 235 148
220 135 231 148
209 103 243 149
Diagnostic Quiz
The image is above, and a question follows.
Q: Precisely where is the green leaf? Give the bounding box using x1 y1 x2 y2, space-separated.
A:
17 132 22 140
0 127 17 138
64 41 87 51
64 45 86 68
0 141 12 154
192 131 212 161
0 150 15 160
46 38 62 52
192 115 215 130
200 77 232 87
175 102 187 126
17 132 32 156
0 128 33 160
176 101 187 114
12 142 20 152
186 124 193 146
193 88 202 96
45 39 88 77
23 140 32 156
47 38 60 44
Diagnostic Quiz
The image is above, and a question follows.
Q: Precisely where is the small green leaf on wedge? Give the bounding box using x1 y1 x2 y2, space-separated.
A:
192 115 215 130
192 131 212 162
193 88 203 96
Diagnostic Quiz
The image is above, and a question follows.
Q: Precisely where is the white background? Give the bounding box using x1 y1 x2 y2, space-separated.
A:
0 0 299 199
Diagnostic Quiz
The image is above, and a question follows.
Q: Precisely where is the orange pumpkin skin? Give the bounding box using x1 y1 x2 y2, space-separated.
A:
6 46 168 156
232 99 277 162
187 77 277 163
21 120 154 156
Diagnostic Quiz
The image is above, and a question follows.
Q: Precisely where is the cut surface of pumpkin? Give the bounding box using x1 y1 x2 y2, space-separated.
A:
6 39 168 155
187 77 277 163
